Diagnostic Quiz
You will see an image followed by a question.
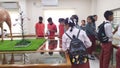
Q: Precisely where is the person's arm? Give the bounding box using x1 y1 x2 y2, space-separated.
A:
43 24 45 37
82 31 92 48
58 25 60 38
55 25 57 32
62 34 68 51
35 24 38 38
113 26 118 35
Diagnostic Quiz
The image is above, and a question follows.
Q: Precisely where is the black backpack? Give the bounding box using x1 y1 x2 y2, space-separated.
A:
65 30 88 64
97 21 109 43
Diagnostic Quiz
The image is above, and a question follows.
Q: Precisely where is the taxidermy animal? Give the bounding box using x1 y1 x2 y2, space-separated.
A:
0 8 13 41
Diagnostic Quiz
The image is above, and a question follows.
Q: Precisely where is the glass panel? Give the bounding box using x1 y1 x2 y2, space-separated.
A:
0 52 66 64
40 39 62 51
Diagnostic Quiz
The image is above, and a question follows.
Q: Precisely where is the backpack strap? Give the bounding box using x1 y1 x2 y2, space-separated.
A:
65 33 72 40
66 29 81 40
77 29 81 38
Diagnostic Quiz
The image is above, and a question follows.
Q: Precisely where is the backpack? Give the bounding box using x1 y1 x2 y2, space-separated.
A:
97 21 109 43
65 30 88 64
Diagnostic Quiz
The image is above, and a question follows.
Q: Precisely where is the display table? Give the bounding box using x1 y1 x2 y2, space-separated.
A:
0 38 71 68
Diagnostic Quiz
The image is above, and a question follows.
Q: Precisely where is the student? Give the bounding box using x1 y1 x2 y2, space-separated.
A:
62 18 91 68
86 16 97 60
80 20 86 31
47 17 57 39
100 10 116 68
58 18 65 39
35 16 45 38
116 48 120 68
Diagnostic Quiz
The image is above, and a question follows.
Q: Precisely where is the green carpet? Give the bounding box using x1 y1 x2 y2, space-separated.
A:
0 39 46 51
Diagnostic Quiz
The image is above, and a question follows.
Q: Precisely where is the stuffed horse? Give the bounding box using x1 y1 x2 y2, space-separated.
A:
0 8 13 41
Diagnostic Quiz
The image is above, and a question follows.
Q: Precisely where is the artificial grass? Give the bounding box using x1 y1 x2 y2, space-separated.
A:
0 39 46 51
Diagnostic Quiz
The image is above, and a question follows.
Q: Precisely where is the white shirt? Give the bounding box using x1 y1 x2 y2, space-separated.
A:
104 20 113 41
118 24 120 37
62 27 92 51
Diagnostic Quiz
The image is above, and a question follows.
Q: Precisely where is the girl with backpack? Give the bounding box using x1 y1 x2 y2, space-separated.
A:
62 18 92 68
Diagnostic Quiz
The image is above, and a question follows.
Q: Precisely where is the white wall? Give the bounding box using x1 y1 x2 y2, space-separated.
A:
25 0 92 34
96 0 120 26
91 0 97 14
3 0 120 34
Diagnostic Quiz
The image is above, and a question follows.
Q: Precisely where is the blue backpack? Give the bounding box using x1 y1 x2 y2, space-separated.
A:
65 30 88 64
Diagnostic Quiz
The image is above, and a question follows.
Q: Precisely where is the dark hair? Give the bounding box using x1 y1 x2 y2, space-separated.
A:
104 10 113 20
87 15 95 23
58 18 65 23
47 17 52 22
81 20 85 23
71 15 79 25
38 16 43 23
93 15 97 17
39 16 43 21
65 18 75 32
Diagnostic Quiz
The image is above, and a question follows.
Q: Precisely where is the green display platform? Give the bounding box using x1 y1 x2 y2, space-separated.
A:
0 39 46 51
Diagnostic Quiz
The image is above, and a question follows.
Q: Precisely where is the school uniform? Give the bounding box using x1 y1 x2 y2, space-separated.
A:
35 23 45 37
100 20 113 68
116 48 120 68
47 23 57 39
59 24 65 48
62 27 92 68
80 25 86 31
59 24 64 39
92 22 96 30
86 23 97 55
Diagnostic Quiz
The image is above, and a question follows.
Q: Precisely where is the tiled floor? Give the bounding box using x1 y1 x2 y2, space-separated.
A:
89 58 99 68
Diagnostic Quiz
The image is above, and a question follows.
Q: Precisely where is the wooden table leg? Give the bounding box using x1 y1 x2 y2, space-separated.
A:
2 54 7 64
9 53 14 64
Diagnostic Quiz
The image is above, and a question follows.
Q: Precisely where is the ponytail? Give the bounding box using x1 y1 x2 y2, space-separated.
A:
69 19 75 32
64 18 75 32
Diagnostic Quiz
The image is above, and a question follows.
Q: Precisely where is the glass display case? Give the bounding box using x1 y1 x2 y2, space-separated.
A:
0 39 71 68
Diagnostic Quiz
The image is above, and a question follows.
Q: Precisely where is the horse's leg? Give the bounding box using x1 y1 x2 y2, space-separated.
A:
1 24 3 42
6 19 13 41
9 26 13 41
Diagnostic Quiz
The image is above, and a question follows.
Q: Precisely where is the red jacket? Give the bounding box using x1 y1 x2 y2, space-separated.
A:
35 23 45 37
47 23 57 39
59 24 64 39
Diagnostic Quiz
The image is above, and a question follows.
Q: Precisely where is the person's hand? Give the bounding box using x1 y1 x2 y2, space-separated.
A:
58 35 60 38
113 26 118 34
115 26 119 31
